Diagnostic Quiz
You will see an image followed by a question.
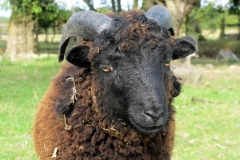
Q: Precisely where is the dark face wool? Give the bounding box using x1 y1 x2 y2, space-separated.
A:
33 10 191 160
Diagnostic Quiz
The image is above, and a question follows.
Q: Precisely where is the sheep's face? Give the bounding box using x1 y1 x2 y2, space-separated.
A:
65 15 195 134
91 46 172 134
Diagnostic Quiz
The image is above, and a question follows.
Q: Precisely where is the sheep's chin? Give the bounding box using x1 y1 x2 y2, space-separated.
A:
129 116 165 134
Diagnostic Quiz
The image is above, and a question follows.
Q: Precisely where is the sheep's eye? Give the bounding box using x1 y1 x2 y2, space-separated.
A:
164 60 171 67
102 65 113 73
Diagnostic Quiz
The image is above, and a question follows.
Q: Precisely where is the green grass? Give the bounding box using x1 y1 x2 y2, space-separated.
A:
0 56 60 160
0 57 239 159
172 63 240 159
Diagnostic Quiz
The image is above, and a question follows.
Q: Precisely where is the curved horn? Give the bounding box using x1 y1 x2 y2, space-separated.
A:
58 11 113 62
145 5 174 36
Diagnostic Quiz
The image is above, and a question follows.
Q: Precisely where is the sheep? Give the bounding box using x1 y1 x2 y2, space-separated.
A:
171 36 201 85
180 36 198 53
177 36 198 67
33 5 195 160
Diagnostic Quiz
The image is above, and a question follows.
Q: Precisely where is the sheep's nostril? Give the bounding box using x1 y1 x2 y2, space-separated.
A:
144 110 161 122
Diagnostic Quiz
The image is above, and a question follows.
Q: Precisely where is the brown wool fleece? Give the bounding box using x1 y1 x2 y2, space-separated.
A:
34 63 176 160
34 10 178 160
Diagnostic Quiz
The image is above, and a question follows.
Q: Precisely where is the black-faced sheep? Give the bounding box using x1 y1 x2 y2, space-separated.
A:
33 5 195 160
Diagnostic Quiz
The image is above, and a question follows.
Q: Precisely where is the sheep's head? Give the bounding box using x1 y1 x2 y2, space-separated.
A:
58 6 195 134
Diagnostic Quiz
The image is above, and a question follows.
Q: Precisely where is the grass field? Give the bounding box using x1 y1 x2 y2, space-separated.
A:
0 57 61 159
0 57 239 160
172 60 240 159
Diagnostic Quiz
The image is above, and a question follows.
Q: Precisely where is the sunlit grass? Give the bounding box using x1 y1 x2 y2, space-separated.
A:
172 63 240 159
0 57 239 159
0 56 60 160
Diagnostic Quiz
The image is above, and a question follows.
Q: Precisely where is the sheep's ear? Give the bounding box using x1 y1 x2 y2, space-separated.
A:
65 45 91 68
172 39 196 60
171 75 181 97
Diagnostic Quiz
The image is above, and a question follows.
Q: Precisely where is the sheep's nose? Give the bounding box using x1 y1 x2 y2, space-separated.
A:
144 110 162 122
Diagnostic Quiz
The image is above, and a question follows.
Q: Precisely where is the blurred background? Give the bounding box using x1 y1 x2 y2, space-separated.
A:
0 0 239 160
0 0 239 59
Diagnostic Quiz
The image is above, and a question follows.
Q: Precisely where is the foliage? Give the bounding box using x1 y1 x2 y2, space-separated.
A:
183 2 222 35
82 0 122 13
37 1 58 31
9 0 71 31
225 14 239 25
229 0 240 15
96 6 113 14
38 7 71 33
2 0 65 21
229 0 240 40
198 40 240 58
9 0 42 18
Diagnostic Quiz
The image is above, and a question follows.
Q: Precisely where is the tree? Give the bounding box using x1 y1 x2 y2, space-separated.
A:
142 0 165 11
38 7 71 43
111 0 116 12
183 2 222 39
142 0 200 37
83 0 96 11
133 0 139 9
4 0 59 60
229 0 240 40
83 0 121 13
218 6 226 39
116 0 122 13
165 0 200 37
37 1 59 44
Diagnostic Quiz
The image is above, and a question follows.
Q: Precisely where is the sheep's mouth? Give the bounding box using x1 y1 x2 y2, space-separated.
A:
129 116 164 134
